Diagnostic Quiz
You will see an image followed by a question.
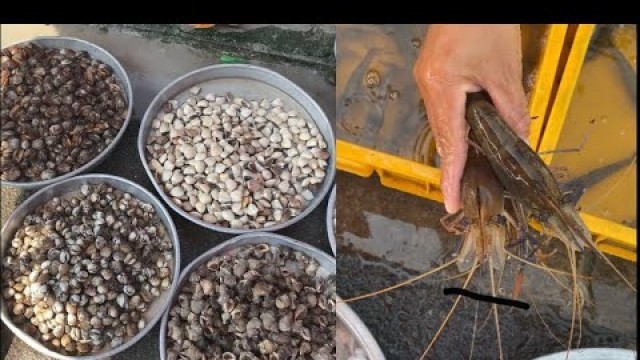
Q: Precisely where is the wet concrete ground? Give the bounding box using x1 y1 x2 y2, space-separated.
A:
1 24 335 360
336 171 636 360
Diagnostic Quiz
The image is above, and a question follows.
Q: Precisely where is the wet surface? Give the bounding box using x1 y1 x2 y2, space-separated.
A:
541 24 637 227
95 24 336 77
336 171 636 360
336 24 429 162
336 24 547 165
1 24 335 360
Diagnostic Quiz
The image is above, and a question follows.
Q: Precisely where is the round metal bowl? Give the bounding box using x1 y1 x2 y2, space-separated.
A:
0 174 181 360
1 36 133 190
337 297 386 360
534 348 637 360
327 185 336 256
159 232 336 360
137 64 336 234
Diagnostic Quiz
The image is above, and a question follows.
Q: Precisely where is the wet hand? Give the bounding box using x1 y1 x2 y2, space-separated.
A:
414 24 531 213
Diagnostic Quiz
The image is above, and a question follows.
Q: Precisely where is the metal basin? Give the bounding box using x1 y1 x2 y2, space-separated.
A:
337 298 386 360
327 185 337 256
534 348 637 360
1 37 134 190
138 64 336 234
158 232 336 360
0 174 180 359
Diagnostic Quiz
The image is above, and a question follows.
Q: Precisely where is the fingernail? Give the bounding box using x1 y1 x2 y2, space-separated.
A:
442 183 455 214
444 200 455 214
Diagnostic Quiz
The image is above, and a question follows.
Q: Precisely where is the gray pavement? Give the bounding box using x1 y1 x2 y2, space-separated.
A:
1 24 335 360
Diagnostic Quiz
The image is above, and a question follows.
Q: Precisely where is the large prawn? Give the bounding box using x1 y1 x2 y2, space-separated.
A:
343 92 635 359
465 92 635 290
464 92 636 356
428 141 512 360
344 139 519 360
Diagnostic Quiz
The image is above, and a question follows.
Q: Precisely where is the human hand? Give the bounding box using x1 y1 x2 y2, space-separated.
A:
413 24 531 213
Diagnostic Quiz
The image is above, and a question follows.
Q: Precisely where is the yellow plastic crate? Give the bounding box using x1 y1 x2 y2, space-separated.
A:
538 24 637 262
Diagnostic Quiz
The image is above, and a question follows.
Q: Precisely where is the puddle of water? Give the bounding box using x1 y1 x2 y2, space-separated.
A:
547 24 637 226
337 171 637 359
342 212 445 273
